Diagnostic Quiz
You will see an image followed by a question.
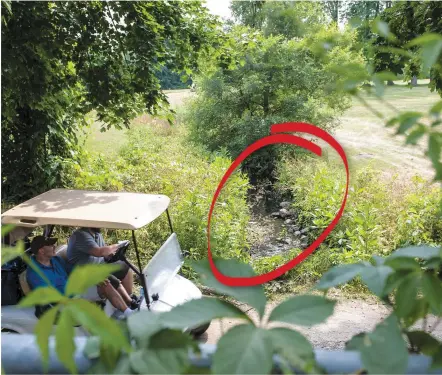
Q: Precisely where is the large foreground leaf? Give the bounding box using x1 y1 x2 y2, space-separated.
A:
212 324 273 374
65 264 120 296
190 259 267 318
359 314 409 374
128 297 249 345
268 295 335 326
55 309 77 374
360 265 393 297
68 299 131 352
316 263 366 290
35 306 59 371
388 246 441 260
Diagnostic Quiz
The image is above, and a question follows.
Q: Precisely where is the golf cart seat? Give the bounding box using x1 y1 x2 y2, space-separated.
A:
18 271 31 296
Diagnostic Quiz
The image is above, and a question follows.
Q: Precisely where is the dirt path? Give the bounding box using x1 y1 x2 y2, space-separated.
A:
200 298 442 349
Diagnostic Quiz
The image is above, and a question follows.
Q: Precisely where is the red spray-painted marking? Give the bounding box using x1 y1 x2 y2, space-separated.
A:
207 122 349 287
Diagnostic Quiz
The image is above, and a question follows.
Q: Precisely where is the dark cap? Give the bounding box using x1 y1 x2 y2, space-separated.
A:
30 236 57 254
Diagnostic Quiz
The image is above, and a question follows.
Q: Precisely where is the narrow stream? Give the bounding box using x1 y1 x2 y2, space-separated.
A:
246 185 309 259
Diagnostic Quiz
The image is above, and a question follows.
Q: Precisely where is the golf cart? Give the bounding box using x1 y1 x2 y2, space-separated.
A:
1 188 210 336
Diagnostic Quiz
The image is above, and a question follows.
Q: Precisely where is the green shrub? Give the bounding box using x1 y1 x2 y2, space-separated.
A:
185 26 358 181
68 124 251 268
269 156 442 284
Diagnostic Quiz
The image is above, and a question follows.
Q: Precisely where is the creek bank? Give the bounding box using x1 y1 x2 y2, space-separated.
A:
246 185 313 258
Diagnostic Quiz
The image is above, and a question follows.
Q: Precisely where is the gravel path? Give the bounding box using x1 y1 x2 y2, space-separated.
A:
199 298 442 349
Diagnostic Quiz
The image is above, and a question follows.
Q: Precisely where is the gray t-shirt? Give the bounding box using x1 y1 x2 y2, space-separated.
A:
67 228 105 268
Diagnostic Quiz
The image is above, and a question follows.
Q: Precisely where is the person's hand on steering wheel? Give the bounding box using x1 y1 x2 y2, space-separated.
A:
105 240 130 263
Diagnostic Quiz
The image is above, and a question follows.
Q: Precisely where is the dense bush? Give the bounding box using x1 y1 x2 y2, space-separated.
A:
66 124 251 267
185 26 360 181
259 156 442 285
252 157 441 287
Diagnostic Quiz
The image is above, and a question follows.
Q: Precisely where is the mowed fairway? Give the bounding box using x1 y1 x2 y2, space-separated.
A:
84 84 439 181
332 82 439 179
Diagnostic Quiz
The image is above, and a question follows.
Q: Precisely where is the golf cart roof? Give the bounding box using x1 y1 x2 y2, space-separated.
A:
1 189 170 230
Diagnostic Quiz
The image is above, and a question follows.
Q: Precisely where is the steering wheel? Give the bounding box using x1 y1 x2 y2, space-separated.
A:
105 240 130 263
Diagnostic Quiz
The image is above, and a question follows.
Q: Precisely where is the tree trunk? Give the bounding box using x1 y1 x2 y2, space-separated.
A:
411 76 418 86
387 80 394 86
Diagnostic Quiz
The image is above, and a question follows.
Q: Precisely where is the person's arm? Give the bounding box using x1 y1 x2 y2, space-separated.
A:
89 244 119 257
74 231 118 258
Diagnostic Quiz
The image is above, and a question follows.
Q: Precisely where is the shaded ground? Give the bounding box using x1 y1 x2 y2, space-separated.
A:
201 297 442 348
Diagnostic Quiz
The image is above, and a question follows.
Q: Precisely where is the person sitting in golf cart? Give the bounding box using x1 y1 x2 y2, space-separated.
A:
66 227 138 308
26 236 136 318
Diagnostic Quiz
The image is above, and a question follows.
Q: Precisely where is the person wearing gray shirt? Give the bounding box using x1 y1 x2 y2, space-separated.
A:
67 227 137 308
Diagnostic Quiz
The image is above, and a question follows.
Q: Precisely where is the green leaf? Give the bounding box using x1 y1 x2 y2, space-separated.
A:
407 34 442 73
129 330 195 375
389 246 441 260
190 258 267 318
430 101 442 116
316 263 366 290
395 273 420 319
385 257 421 271
19 287 65 307
373 71 397 82
428 133 442 169
68 299 131 352
35 306 59 371
431 346 442 370
403 298 429 328
345 332 366 351
377 46 412 58
1 224 15 237
128 297 249 346
407 33 442 47
100 341 121 371
212 324 273 375
360 265 393 296
83 337 101 359
406 125 426 145
65 264 120 296
130 348 189 374
407 331 440 356
268 295 335 326
396 112 423 135
160 296 250 329
359 314 408 374
55 309 77 374
422 273 442 314
267 328 314 369
1 241 24 265
149 329 197 351
372 19 391 39
127 311 162 346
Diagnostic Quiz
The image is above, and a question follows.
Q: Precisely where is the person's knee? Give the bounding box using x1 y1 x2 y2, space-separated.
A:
98 283 115 299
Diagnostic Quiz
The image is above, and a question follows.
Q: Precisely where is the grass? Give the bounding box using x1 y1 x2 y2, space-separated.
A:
84 84 439 181
322 82 440 180
84 90 192 156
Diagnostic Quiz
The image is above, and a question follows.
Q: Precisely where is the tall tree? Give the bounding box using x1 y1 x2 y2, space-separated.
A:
372 1 442 93
230 0 265 29
323 0 341 23
230 0 326 39
1 1 218 203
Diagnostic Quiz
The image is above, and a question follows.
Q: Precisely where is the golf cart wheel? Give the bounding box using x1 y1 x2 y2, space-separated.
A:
190 321 210 337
